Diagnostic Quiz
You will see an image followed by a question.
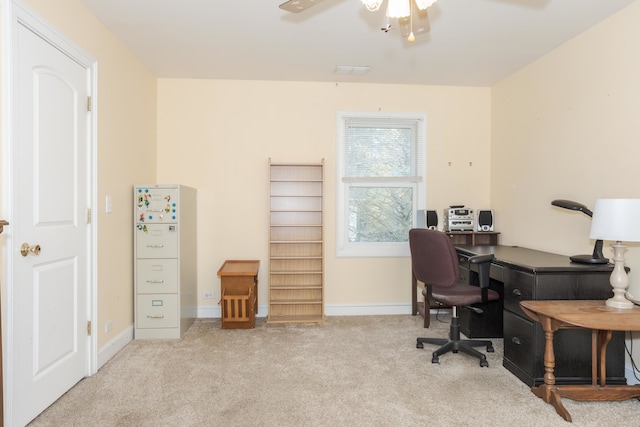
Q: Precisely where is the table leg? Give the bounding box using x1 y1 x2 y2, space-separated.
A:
591 330 597 387
598 330 612 387
530 319 572 422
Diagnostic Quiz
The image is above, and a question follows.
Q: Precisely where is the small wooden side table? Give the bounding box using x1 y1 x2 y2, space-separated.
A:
520 300 640 422
217 260 260 329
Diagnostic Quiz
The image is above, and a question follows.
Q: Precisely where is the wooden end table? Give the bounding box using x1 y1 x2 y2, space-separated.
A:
520 300 640 422
217 260 260 329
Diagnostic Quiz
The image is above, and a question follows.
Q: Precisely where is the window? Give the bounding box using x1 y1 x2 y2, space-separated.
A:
336 111 426 257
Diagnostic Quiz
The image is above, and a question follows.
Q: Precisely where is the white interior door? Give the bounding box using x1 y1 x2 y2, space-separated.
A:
7 5 95 425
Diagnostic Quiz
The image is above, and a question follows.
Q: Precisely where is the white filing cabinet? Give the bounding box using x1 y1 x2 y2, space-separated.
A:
134 184 197 339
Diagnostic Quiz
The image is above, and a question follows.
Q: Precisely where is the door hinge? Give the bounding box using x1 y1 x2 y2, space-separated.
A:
87 96 92 112
87 321 92 336
86 208 92 224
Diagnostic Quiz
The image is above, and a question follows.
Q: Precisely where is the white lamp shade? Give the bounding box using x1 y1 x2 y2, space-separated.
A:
387 0 411 18
589 199 640 242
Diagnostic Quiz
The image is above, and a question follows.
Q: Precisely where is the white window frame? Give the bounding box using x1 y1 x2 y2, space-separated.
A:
336 111 427 257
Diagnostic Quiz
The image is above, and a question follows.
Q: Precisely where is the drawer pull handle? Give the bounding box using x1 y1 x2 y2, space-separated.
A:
146 244 164 248
512 288 522 297
146 315 165 319
146 280 165 284
511 337 521 345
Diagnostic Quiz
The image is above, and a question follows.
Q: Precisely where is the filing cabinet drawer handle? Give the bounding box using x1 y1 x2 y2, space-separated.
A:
146 280 165 284
146 315 165 319
511 337 522 345
512 288 522 297
146 244 165 248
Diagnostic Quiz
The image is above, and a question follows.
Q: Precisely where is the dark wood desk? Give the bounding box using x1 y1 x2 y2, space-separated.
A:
520 300 640 422
411 245 624 386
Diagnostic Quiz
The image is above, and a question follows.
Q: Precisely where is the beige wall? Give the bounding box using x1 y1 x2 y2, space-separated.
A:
492 2 640 364
492 1 640 291
16 0 158 346
157 80 491 310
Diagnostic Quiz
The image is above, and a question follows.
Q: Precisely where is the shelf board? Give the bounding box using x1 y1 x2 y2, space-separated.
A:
270 299 322 304
267 314 325 324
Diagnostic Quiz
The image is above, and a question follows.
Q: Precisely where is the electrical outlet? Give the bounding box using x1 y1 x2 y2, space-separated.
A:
105 320 113 334
203 291 215 299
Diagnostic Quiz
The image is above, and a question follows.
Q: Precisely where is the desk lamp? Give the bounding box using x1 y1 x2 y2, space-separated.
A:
589 199 640 309
550 199 607 264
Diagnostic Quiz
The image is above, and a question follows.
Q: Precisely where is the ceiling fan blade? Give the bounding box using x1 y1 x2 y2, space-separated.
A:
279 0 327 13
398 5 430 39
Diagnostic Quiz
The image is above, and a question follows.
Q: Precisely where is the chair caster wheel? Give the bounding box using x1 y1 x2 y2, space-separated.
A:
487 345 494 353
431 355 440 364
480 359 489 367
416 342 424 349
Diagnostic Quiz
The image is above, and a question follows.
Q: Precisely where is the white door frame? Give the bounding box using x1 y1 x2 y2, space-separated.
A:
1 0 98 424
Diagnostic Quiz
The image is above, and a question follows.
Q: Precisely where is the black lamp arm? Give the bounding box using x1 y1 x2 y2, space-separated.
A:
551 199 609 264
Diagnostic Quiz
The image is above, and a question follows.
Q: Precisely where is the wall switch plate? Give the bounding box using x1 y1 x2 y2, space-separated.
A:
203 291 215 299
106 195 112 213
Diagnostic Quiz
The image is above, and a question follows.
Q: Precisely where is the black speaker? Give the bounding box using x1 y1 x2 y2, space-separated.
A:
417 210 438 230
477 210 494 232
426 210 438 230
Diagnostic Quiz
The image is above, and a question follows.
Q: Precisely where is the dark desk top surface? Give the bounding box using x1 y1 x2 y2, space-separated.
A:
455 245 614 274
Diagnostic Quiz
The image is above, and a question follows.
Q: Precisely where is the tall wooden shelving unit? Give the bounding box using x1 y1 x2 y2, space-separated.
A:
268 159 325 323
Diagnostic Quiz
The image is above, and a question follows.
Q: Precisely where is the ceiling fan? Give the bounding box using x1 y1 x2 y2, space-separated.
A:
279 0 438 43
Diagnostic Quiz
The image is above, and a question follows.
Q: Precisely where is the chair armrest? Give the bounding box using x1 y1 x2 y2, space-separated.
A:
468 254 494 265
468 254 495 302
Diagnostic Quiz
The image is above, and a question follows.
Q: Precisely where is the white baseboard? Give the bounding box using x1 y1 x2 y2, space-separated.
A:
196 303 413 318
97 324 133 369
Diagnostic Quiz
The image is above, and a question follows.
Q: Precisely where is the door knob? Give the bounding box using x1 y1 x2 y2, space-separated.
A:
20 243 41 257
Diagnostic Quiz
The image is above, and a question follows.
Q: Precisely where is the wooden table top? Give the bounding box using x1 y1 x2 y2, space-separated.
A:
217 260 260 276
520 300 640 332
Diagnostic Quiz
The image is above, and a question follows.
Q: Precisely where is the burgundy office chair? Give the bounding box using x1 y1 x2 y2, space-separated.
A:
409 228 499 367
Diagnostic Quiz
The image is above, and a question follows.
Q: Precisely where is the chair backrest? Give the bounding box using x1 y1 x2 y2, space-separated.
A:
408 228 459 289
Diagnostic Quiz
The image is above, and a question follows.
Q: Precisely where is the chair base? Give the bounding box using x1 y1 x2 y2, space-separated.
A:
416 314 494 367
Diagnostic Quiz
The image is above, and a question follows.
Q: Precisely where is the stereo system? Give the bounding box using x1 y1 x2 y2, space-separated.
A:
417 207 494 232
443 207 475 232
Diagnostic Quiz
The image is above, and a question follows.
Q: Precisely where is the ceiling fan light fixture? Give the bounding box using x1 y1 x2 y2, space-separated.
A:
415 0 437 11
335 65 371 75
387 0 411 18
360 0 383 12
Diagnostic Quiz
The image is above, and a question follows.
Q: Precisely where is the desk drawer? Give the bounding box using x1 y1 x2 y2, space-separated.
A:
503 310 537 378
503 270 534 317
457 254 470 269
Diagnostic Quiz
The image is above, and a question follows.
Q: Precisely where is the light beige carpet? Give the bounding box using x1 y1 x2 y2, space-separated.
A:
29 314 639 426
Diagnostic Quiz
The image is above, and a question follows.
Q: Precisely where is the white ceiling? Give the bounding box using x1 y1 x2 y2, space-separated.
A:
79 0 637 86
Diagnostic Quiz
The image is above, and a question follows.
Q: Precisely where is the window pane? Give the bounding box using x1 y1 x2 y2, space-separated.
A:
345 127 413 177
348 186 413 243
